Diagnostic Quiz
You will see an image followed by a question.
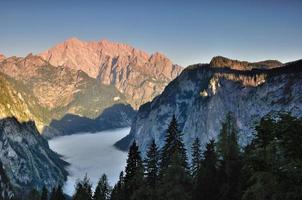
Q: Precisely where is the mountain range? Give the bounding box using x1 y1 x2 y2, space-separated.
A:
0 38 182 135
116 57 302 156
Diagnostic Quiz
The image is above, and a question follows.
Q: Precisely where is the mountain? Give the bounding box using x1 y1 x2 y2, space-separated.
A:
0 53 5 62
0 70 46 131
0 54 131 133
0 162 14 200
43 104 136 138
39 38 183 108
210 56 283 70
116 57 302 155
0 117 68 194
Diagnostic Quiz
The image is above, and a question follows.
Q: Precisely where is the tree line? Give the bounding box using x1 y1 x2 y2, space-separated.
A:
21 113 302 200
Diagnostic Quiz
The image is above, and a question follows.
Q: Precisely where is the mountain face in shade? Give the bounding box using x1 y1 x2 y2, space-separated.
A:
0 162 14 199
0 117 68 193
39 38 183 108
116 58 302 156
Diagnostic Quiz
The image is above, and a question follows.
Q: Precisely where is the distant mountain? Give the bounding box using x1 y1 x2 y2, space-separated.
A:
0 54 129 133
116 57 302 155
43 104 136 138
210 56 283 70
0 53 5 62
0 39 182 136
39 38 183 108
0 117 68 194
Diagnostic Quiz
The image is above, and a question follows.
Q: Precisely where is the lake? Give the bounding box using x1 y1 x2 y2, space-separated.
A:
48 128 130 196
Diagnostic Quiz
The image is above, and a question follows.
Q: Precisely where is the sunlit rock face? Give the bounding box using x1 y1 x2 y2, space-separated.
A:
0 54 128 133
0 54 6 62
116 59 302 156
39 38 183 108
0 117 68 193
210 56 283 71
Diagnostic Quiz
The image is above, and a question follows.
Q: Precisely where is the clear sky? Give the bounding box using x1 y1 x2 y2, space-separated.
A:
0 0 301 66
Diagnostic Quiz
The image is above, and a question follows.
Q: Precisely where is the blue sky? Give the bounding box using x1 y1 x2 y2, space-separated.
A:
0 0 301 66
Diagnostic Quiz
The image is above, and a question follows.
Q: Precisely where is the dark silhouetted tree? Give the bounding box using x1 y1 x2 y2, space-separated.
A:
40 186 48 200
123 141 144 200
93 174 111 200
158 115 191 200
73 175 93 200
217 112 242 200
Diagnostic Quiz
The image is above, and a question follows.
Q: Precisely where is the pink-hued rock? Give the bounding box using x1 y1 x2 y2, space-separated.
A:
39 38 183 108
0 53 6 62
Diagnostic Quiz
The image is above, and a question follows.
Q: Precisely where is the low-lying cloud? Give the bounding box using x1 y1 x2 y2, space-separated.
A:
49 128 129 196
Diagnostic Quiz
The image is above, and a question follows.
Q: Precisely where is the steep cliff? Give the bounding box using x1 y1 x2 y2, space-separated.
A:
0 117 68 193
0 54 129 133
116 58 302 156
39 38 183 108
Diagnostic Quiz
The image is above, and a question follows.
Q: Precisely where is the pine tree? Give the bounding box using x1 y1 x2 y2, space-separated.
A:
93 174 111 200
217 112 241 200
26 188 40 200
191 137 201 178
193 139 219 200
111 171 125 200
40 186 48 200
158 115 191 200
123 141 144 200
243 113 302 200
141 139 160 200
73 175 93 200
160 115 188 173
55 185 65 200
49 187 56 200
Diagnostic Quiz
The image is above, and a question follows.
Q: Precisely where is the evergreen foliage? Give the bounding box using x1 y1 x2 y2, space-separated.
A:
93 174 111 200
19 112 302 200
158 115 191 200
73 175 93 200
40 186 48 200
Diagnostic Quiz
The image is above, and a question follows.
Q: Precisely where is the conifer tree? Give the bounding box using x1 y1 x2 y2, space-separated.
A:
93 174 111 200
193 139 219 200
26 188 40 200
217 112 241 200
73 175 93 200
55 185 65 200
111 171 125 200
49 187 56 200
158 115 191 200
40 186 48 200
141 139 160 200
191 137 201 177
123 141 144 200
160 115 188 173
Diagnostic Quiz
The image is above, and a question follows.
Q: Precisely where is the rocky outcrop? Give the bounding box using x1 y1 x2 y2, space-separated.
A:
0 55 129 132
116 58 302 156
0 117 68 193
0 162 14 199
39 38 183 108
0 54 5 62
0 71 45 131
210 56 282 71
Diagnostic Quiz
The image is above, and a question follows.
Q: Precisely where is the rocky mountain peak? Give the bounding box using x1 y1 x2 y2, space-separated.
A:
210 56 283 71
0 53 5 62
39 38 183 108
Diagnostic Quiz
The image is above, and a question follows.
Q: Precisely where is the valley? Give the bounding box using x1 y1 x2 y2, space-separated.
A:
49 128 130 196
